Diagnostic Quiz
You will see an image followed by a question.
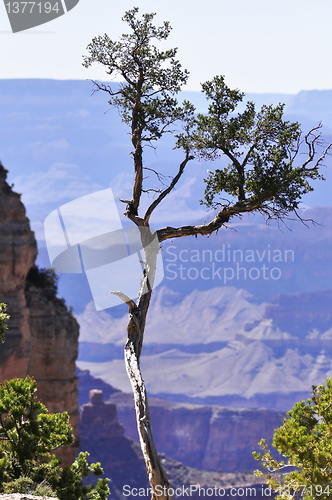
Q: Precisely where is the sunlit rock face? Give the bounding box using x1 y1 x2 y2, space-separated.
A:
0 163 37 380
0 162 79 466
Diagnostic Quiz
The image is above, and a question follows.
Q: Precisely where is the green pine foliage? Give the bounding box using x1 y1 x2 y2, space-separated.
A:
0 376 109 500
83 7 194 144
181 75 325 218
84 7 330 226
253 379 332 500
0 302 9 343
3 476 35 494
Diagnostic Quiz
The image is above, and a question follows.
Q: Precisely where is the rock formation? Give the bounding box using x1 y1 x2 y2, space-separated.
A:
109 391 283 472
0 163 37 380
78 368 283 473
79 388 272 500
25 270 80 464
80 389 124 439
79 388 149 499
0 162 79 465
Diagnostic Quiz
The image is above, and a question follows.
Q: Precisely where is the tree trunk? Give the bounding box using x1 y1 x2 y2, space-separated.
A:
124 337 171 500
121 227 172 500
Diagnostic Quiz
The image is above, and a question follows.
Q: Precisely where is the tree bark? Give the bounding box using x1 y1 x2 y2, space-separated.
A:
113 228 171 500
124 334 171 500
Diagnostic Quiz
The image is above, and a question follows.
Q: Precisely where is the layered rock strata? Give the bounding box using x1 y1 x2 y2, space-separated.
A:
0 163 37 380
108 391 283 473
79 389 149 499
79 385 275 499
25 277 80 464
0 163 79 465
78 368 283 473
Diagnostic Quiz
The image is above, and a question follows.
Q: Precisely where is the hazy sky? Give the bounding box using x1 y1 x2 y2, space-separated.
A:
1 0 331 93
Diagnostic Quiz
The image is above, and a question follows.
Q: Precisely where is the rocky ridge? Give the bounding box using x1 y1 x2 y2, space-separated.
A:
78 368 283 474
77 284 332 410
0 163 79 465
0 163 37 380
79 385 273 499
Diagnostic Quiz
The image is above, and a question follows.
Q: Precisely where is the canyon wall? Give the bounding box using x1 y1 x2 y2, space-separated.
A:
79 388 149 500
0 162 79 465
79 386 272 500
0 163 37 380
109 391 283 473
78 368 283 473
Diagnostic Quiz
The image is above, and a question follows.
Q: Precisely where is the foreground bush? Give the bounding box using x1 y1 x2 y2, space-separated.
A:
0 376 109 500
253 379 332 500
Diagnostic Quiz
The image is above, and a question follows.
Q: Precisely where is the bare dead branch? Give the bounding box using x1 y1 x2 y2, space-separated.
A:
142 188 163 194
90 80 123 98
143 167 172 186
110 291 137 310
300 124 332 171
144 151 194 224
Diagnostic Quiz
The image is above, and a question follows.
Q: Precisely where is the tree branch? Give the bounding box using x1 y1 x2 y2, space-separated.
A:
143 167 172 185
129 67 144 217
300 124 332 171
144 151 194 224
110 291 137 311
217 144 246 201
90 81 123 98
157 200 262 242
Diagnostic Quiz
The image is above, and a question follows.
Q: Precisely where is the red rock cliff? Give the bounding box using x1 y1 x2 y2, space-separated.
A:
0 164 37 380
0 162 79 465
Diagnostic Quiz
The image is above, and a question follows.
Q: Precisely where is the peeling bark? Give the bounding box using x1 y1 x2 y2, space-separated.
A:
125 335 171 500
112 228 172 499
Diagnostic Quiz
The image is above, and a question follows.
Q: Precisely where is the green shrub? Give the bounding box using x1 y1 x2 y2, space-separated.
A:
3 476 57 497
0 302 9 342
3 476 34 494
34 481 57 497
253 379 332 500
0 376 109 500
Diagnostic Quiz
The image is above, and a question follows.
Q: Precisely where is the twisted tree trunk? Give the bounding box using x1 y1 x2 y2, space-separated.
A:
125 331 171 500
112 228 171 500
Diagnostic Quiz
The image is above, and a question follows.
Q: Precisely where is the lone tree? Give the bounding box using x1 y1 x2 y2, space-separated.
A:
253 379 332 500
83 7 332 499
